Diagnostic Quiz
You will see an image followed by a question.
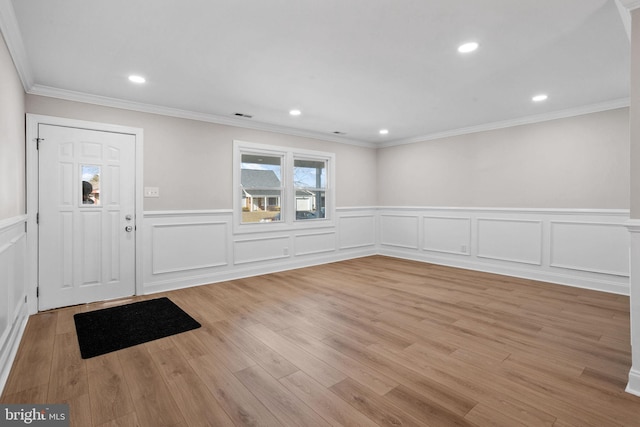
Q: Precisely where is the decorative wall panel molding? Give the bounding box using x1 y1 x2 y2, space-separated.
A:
378 207 629 295
380 214 420 249
550 221 629 276
339 215 376 249
234 235 290 265
423 216 471 255
141 208 630 297
477 218 543 265
294 231 336 256
0 216 29 395
142 209 377 294
151 221 228 274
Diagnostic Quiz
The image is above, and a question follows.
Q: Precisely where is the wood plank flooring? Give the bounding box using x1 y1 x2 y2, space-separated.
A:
2 255 640 426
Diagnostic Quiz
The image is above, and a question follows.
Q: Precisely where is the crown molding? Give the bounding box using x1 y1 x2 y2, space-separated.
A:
27 84 377 149
29 84 630 151
378 98 630 148
619 0 640 11
0 0 33 91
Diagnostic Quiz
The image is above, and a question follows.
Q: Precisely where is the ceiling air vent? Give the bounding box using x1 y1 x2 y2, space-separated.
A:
234 113 253 118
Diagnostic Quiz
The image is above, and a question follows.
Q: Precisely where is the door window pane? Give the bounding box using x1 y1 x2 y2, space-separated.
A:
81 165 101 206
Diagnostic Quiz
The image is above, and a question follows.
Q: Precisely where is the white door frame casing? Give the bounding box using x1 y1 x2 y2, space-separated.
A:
25 114 144 314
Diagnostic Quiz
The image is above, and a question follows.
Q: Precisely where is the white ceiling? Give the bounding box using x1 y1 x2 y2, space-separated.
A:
3 0 631 146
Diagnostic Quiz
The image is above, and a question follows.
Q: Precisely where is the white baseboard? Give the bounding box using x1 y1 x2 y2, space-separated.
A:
380 248 630 295
626 369 640 397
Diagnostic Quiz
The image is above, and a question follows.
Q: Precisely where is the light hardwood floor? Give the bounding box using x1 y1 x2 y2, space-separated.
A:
2 255 640 426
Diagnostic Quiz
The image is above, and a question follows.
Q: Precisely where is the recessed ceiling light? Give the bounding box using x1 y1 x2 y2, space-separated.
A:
458 42 479 53
532 94 548 102
128 75 146 84
289 109 302 116
379 129 389 135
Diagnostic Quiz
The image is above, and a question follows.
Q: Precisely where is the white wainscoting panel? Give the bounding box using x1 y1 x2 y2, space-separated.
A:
477 218 543 265
423 216 471 255
551 221 629 276
339 215 376 249
295 231 336 256
152 222 228 274
235 235 290 265
0 216 29 395
141 208 630 297
142 208 377 294
380 214 419 249
0 241 9 349
143 211 234 293
378 207 630 295
9 233 26 319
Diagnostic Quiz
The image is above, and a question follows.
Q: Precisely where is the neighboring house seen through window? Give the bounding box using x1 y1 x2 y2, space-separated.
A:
241 154 283 223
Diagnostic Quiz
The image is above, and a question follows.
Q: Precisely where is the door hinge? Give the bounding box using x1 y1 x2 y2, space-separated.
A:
36 137 44 150
36 212 39 224
36 287 39 298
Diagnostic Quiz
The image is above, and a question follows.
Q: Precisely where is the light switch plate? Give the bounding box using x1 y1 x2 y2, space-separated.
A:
144 187 160 198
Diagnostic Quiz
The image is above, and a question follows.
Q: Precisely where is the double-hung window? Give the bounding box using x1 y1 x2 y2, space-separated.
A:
293 158 326 220
233 140 334 231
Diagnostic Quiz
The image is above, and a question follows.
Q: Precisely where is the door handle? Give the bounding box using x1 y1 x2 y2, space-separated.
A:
125 226 133 232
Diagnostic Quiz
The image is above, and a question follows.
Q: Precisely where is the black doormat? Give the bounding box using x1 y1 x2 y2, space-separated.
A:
73 297 201 359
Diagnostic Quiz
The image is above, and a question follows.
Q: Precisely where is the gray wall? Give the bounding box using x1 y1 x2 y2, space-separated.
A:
377 108 630 209
26 95 379 210
0 32 25 220
25 93 630 212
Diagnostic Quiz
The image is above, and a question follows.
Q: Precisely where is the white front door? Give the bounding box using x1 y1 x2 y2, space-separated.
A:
38 124 136 310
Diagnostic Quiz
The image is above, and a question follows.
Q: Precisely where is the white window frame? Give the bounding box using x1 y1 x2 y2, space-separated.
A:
233 140 335 233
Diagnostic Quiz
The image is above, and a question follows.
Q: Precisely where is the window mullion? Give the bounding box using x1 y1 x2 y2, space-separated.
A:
284 151 292 224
